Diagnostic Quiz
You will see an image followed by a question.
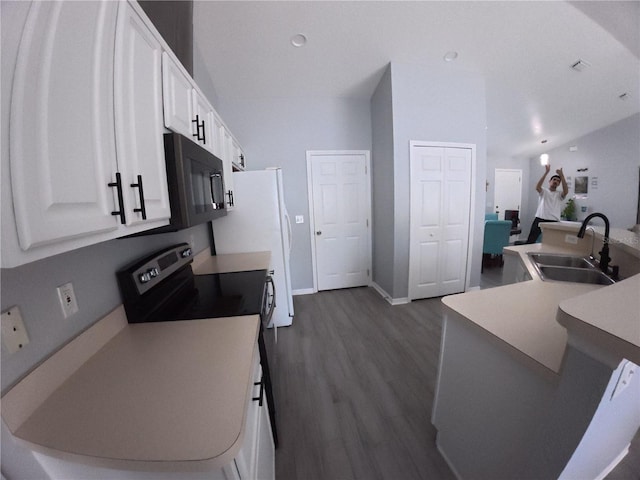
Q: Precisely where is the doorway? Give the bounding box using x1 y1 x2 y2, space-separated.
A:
408 142 474 300
494 169 522 219
307 150 371 292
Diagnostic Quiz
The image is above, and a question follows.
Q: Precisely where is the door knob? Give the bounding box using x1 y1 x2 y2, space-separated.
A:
316 231 322 235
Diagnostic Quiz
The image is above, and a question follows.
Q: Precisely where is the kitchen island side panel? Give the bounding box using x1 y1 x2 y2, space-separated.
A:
432 309 557 480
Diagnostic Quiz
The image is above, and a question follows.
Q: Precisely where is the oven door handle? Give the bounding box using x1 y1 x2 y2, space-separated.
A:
264 274 276 327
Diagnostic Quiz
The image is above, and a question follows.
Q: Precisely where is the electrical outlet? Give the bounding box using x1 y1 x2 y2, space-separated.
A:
295 215 304 224
611 361 636 401
57 282 79 318
565 234 578 245
1 306 30 353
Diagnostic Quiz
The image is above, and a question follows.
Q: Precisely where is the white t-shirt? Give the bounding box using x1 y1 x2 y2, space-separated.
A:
535 188 565 220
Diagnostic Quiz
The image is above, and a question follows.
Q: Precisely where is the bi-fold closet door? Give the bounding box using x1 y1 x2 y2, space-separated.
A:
408 143 474 300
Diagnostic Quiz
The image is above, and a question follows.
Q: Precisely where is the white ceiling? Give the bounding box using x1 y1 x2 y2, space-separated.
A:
193 1 640 159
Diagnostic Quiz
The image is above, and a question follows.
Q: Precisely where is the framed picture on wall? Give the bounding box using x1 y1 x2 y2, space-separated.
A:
575 176 588 197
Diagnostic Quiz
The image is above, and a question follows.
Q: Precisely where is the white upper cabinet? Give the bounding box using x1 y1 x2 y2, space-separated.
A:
162 52 221 155
3 0 246 268
232 138 246 171
217 118 236 210
161 51 194 139
3 1 170 268
192 89 216 154
114 2 171 227
9 1 121 252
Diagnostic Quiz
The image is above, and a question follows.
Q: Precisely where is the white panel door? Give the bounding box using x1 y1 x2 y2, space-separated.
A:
309 151 371 291
409 145 472 300
494 169 522 219
10 1 120 250
114 3 171 227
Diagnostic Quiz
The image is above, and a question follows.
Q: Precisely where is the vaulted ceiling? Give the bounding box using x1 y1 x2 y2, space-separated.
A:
194 1 640 159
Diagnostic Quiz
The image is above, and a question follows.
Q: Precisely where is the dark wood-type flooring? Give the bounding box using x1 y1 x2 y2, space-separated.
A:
273 275 640 480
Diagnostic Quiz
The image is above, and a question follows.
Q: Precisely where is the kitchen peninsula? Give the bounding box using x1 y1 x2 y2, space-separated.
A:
432 222 640 480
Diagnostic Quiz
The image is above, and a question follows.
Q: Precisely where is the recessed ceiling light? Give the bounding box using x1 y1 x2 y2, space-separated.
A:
443 51 458 62
290 34 307 48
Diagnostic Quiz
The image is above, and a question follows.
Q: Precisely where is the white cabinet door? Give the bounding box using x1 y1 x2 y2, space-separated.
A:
234 351 275 480
232 138 246 171
192 90 216 153
214 115 235 210
114 3 171 228
10 1 120 251
254 385 276 480
161 52 194 139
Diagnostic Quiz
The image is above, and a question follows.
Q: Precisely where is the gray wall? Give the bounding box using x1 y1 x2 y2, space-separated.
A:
388 62 487 295
201 96 373 291
370 66 395 296
0 225 211 394
526 113 640 230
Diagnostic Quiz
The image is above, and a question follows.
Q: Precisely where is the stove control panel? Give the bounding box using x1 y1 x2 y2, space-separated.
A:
117 243 194 297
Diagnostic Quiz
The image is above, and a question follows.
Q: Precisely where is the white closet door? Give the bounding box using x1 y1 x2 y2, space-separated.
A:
409 144 472 300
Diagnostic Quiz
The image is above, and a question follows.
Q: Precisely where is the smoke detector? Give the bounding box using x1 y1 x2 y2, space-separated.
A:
571 59 591 72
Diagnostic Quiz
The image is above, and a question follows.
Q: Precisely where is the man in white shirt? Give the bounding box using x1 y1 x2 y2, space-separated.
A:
525 165 569 244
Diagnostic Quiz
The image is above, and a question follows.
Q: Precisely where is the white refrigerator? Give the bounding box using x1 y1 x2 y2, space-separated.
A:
211 168 294 327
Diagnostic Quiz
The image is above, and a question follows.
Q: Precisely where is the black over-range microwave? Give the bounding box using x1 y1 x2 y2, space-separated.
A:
159 133 228 232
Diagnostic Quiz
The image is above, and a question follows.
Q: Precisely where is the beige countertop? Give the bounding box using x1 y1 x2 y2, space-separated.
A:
558 274 640 366
2 310 260 472
193 250 271 275
444 238 640 374
442 278 600 374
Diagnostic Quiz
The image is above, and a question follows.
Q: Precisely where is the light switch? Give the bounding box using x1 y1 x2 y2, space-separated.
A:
295 215 304 224
1 306 29 354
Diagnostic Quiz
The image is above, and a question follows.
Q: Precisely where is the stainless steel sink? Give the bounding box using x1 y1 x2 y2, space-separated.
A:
526 252 615 285
537 265 615 285
527 253 595 269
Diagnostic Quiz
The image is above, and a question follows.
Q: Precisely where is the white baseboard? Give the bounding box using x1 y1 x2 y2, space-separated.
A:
594 444 630 480
292 288 315 296
435 436 462 480
466 285 481 292
370 282 410 305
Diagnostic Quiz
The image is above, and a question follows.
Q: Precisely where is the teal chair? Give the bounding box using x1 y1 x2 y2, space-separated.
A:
485 213 498 221
482 220 512 272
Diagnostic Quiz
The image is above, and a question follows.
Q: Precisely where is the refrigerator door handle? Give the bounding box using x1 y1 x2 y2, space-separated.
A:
264 275 277 327
284 211 292 254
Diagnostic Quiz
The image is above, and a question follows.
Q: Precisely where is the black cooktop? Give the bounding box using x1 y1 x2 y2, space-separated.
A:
180 270 267 319
117 244 267 324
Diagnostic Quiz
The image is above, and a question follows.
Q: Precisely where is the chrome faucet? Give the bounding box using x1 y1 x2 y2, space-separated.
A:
577 213 611 274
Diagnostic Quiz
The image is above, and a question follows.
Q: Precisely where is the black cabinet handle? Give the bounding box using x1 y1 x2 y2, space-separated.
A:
226 189 234 207
252 378 264 406
108 172 126 225
130 175 147 220
192 115 205 142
